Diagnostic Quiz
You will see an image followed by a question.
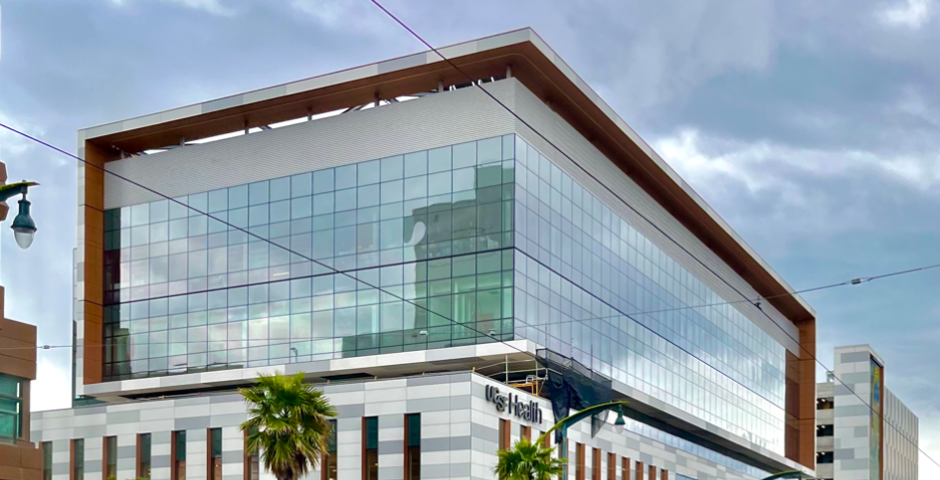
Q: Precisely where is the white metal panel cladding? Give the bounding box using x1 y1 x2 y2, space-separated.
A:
32 373 769 480
506 79 801 353
103 81 518 209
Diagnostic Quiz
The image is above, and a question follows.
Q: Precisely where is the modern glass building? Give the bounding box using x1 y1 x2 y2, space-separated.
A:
34 28 819 480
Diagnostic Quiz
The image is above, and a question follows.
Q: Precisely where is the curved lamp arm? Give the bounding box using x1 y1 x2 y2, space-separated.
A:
0 181 38 203
761 471 815 480
535 400 630 446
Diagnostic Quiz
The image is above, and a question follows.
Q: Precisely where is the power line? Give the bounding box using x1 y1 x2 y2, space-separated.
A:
2 9 934 468
0 122 547 369
364 0 939 471
0 124 796 423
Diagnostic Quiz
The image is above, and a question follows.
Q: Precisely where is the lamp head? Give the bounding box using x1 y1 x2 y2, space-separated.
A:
11 198 36 249
614 408 626 434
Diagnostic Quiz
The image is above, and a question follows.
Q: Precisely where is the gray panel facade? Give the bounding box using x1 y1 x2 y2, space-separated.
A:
34 373 774 480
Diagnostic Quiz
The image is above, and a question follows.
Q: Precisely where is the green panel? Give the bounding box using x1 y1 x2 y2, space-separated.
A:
211 428 222 457
365 417 378 450
0 375 19 398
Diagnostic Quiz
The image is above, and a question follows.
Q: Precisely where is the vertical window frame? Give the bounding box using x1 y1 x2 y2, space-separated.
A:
498 419 510 450
42 441 53 480
171 431 186 480
320 420 337 480
208 428 222 480
71 439 84 480
136 434 151 479
362 417 378 480
404 414 420 480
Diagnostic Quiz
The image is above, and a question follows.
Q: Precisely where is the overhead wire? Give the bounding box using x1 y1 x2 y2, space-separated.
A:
0 8 934 468
363 0 938 470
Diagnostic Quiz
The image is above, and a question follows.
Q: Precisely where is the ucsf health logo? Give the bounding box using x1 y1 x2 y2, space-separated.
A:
485 384 544 424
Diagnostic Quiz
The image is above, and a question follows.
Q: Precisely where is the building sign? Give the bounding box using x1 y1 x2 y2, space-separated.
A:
870 356 884 480
485 385 543 424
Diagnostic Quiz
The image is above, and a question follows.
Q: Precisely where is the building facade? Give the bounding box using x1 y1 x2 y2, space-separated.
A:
34 29 818 480
816 345 918 480
0 285 42 480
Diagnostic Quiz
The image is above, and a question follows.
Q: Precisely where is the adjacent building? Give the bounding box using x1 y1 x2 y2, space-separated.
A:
32 29 819 480
0 286 41 480
816 345 918 480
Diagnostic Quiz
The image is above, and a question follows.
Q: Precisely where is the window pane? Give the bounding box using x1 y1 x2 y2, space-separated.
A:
270 177 290 202
314 169 335 193
249 181 269 205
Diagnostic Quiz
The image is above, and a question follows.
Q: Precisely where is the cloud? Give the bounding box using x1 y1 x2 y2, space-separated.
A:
289 0 396 33
0 110 45 159
566 0 777 113
656 127 940 197
651 127 940 260
31 357 71 412
880 0 932 28
108 0 233 16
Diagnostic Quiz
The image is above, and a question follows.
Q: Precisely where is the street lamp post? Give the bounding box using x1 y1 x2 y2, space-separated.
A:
761 471 816 479
0 180 39 249
534 401 630 479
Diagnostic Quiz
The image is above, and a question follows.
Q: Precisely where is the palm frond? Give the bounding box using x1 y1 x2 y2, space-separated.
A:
240 373 336 480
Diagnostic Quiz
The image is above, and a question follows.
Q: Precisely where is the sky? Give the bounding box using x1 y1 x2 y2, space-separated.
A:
1 0 939 475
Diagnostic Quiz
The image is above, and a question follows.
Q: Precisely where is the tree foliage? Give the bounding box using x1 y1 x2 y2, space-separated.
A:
239 373 336 480
494 438 565 480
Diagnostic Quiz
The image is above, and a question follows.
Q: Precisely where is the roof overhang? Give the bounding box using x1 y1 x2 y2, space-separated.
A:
81 27 815 325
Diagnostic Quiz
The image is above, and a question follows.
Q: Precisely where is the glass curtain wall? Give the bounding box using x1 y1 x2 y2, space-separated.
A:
99 130 790 454
510 136 787 453
102 136 516 379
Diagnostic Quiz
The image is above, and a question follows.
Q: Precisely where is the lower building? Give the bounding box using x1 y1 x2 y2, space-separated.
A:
33 368 781 480
0 286 41 480
816 345 918 480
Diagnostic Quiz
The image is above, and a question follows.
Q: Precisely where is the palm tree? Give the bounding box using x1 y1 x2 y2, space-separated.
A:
239 373 336 480
494 438 565 480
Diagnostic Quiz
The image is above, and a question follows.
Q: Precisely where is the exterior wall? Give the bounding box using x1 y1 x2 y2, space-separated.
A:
819 345 918 480
831 346 878 480
71 77 815 473
884 389 917 480
0 285 41 480
77 80 520 394
33 372 773 480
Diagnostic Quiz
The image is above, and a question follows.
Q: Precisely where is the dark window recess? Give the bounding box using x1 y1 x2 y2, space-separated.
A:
42 442 52 480
817 398 834 410
405 414 420 480
104 436 117 480
817 451 834 464
138 434 151 479
363 417 378 480
817 424 834 437
210 428 222 480
72 439 85 480
246 427 260 480
321 421 337 480
172 431 186 480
